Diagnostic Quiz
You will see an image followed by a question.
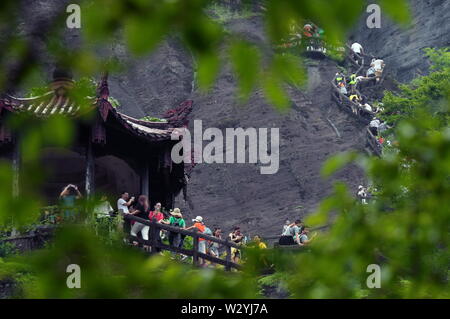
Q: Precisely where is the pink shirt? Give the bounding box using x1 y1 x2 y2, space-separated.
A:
149 211 164 222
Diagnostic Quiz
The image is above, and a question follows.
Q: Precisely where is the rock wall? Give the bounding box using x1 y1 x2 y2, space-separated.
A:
351 0 449 82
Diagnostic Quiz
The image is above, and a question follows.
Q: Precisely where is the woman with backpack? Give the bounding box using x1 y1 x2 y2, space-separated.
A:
209 227 222 258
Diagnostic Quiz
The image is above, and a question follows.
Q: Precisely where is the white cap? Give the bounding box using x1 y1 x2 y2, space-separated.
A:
192 216 203 223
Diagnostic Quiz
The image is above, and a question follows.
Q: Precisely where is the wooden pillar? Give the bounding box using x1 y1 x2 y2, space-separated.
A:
85 139 95 197
140 161 149 197
150 220 158 254
192 234 199 267
225 238 232 271
12 139 20 198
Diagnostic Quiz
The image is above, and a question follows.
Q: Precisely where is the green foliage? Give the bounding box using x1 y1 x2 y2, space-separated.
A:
382 48 450 128
18 225 258 298
207 2 258 24
108 96 121 108
0 257 33 282
0 242 17 258
275 105 450 298
3 0 439 299
140 116 167 122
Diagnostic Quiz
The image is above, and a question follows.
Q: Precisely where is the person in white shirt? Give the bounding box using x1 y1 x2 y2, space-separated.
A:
357 185 368 204
364 103 373 112
351 42 364 55
369 118 381 136
371 58 385 82
94 195 114 218
117 191 134 214
117 191 135 240
350 42 364 64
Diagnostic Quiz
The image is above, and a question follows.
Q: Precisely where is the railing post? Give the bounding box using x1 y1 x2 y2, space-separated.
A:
192 233 199 267
150 219 158 254
225 238 232 271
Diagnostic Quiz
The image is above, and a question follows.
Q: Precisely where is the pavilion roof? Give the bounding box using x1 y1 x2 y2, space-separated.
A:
0 75 192 143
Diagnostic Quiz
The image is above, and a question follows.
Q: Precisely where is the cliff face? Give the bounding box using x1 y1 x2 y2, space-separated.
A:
171 17 367 235
7 0 449 236
352 0 450 83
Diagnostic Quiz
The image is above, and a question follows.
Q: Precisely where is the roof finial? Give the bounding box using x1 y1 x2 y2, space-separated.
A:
98 71 109 99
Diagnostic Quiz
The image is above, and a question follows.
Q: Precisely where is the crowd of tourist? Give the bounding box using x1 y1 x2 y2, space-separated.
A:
112 191 266 266
333 41 393 149
278 22 325 49
57 186 319 266
279 219 315 246
334 41 386 113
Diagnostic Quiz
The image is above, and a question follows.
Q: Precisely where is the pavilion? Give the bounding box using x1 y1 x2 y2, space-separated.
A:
0 70 191 209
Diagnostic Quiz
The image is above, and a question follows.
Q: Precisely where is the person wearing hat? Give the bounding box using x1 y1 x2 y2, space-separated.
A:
163 208 186 248
186 216 208 265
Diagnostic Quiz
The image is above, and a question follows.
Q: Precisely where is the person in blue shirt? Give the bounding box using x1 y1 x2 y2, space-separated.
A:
59 184 82 220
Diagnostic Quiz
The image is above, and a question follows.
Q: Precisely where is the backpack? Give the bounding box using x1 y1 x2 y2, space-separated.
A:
203 227 212 236
171 217 183 227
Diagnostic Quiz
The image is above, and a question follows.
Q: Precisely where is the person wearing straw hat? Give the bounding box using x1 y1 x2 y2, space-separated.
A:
163 208 186 248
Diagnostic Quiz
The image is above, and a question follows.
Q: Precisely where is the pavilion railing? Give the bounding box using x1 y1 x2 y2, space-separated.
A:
124 214 242 271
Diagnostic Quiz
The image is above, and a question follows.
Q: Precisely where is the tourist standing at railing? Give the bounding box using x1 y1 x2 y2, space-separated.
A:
149 202 164 222
162 207 186 248
186 216 207 266
130 195 151 250
117 191 135 240
253 235 267 249
229 226 244 264
117 191 135 214
148 202 164 252
209 227 222 258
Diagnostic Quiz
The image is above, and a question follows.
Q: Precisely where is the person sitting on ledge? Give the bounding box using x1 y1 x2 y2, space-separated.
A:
279 219 302 246
298 227 316 246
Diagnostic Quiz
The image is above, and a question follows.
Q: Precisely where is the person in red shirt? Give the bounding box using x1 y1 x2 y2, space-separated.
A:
148 202 164 252
148 202 164 222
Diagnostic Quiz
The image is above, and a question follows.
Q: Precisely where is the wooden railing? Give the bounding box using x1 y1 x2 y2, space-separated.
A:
303 38 327 58
366 127 383 156
330 80 375 124
124 214 242 271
